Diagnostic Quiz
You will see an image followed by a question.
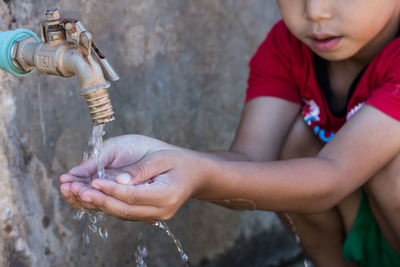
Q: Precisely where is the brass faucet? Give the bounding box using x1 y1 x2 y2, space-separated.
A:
11 8 119 125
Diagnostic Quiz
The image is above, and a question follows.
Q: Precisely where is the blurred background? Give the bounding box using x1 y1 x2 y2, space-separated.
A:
0 0 303 266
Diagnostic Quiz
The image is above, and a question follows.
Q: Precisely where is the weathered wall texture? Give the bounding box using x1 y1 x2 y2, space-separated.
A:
0 0 303 266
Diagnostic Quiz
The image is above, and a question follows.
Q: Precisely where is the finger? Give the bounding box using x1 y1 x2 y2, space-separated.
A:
114 173 134 184
60 174 91 184
79 188 163 222
92 173 183 209
121 151 174 185
70 182 101 210
104 135 162 168
68 158 97 177
60 183 86 210
91 178 166 206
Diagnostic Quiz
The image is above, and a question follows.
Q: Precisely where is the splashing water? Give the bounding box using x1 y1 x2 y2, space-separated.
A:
135 245 148 267
153 221 189 266
135 234 148 267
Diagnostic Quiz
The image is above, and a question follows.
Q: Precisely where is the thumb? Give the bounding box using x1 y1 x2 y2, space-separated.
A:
116 151 174 185
68 158 97 177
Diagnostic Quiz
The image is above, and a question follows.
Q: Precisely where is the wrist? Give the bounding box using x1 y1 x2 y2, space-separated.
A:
188 150 221 199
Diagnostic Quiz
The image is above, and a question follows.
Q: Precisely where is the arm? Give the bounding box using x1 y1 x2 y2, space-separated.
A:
196 105 400 213
198 96 301 209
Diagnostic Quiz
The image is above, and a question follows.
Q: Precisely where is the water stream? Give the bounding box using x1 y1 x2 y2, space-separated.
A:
135 234 148 267
74 125 108 244
284 213 313 267
153 221 189 266
88 125 106 180
284 213 300 244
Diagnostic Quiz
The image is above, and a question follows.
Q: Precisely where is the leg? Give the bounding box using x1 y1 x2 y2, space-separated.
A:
277 116 359 267
364 153 400 253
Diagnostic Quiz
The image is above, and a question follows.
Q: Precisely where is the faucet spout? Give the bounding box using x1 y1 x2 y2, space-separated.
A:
61 48 115 125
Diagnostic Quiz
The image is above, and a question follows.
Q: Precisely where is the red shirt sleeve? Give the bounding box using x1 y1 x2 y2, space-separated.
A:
366 40 400 121
245 20 301 104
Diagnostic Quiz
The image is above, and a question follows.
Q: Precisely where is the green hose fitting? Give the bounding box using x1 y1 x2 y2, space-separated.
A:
0 29 40 77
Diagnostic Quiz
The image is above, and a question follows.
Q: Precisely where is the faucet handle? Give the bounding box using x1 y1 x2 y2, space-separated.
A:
63 19 120 82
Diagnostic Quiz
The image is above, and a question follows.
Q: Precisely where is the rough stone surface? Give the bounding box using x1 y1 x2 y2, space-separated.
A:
0 1 304 266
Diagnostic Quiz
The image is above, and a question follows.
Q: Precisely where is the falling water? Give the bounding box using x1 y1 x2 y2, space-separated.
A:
74 125 108 243
284 213 312 267
135 245 148 267
88 125 106 180
284 213 300 244
303 259 313 267
153 221 189 266
135 234 148 267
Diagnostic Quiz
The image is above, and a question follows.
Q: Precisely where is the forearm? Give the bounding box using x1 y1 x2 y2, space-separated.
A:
204 147 280 162
200 150 251 162
193 148 283 210
193 155 348 213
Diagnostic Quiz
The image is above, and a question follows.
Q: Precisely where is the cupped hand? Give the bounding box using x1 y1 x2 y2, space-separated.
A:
60 134 206 222
71 149 205 222
60 134 179 212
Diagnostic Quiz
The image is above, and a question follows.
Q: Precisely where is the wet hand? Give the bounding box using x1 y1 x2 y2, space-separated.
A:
69 149 206 222
60 134 180 213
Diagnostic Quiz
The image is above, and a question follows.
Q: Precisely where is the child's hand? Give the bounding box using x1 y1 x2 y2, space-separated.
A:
60 135 205 222
60 134 177 211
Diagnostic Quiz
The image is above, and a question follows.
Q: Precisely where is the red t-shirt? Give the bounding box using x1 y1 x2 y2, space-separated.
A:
245 20 400 143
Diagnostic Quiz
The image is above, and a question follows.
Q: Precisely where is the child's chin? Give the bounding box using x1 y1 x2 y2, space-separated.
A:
313 50 354 61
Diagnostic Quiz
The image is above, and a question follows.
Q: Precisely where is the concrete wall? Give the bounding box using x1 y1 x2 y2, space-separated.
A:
0 0 303 266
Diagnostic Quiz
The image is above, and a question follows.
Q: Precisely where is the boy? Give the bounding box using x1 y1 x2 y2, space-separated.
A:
60 1 400 266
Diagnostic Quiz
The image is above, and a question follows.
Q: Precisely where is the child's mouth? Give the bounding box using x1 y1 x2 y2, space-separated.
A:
311 35 342 51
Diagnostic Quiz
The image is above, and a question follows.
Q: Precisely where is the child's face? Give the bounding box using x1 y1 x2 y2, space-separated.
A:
277 0 400 61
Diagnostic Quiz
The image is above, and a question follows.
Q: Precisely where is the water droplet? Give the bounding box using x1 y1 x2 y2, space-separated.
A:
99 227 108 239
73 210 86 221
82 232 90 245
181 253 189 262
135 244 148 267
96 213 106 222
88 223 97 233
304 259 313 267
88 214 97 224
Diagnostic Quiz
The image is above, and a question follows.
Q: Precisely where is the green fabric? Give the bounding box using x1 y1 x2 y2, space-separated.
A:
343 189 400 266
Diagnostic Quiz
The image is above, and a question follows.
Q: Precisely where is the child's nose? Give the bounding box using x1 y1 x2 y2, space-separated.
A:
304 0 334 22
